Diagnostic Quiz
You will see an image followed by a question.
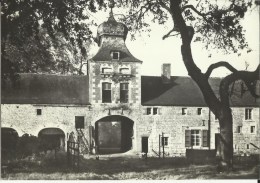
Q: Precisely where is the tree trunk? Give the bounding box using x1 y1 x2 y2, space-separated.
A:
170 1 235 170
218 107 233 170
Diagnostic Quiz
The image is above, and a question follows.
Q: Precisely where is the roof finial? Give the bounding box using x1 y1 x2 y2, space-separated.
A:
108 0 115 19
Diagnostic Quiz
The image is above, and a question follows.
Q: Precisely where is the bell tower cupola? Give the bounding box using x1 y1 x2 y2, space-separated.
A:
95 1 128 47
89 0 142 105
91 1 141 63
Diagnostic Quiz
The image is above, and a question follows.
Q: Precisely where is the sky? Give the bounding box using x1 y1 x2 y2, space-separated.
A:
88 4 259 77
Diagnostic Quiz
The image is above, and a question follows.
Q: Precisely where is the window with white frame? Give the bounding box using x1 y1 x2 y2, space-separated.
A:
245 108 252 120
111 51 120 60
191 130 200 146
185 129 208 147
119 68 130 74
182 108 187 115
145 107 160 115
102 67 112 74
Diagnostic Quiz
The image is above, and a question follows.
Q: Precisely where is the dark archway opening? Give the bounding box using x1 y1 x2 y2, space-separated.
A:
95 115 134 154
38 128 65 152
1 128 19 160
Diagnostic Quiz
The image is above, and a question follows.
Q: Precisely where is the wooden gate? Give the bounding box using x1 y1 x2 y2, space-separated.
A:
67 132 79 169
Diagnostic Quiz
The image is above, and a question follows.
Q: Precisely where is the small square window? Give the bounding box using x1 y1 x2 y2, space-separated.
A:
147 108 151 115
75 116 85 129
153 108 158 115
197 108 202 115
37 109 42 115
112 52 120 60
161 137 168 146
182 108 187 115
250 126 255 133
237 126 242 133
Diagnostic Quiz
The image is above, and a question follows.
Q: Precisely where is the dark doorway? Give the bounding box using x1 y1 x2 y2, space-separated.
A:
95 115 134 154
38 128 65 151
1 128 19 160
215 133 221 156
142 137 148 153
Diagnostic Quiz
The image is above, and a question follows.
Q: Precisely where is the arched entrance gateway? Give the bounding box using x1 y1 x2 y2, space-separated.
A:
38 128 65 151
95 115 134 154
1 128 19 159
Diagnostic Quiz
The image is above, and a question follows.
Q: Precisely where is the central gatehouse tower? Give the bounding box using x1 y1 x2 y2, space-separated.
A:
88 3 143 154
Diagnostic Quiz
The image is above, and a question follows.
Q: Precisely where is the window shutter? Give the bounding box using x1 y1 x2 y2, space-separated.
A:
202 130 208 147
185 130 191 147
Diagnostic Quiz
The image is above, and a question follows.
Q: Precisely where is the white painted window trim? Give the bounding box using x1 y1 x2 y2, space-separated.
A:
146 107 160 115
182 108 187 115
119 67 131 74
111 51 120 60
245 108 253 121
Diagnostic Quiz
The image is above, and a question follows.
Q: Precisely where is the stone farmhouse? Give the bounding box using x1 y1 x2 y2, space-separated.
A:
1 10 260 157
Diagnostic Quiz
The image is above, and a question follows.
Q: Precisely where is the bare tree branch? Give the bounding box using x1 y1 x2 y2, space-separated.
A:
205 61 238 78
159 0 171 14
162 28 180 39
181 5 211 17
220 64 260 106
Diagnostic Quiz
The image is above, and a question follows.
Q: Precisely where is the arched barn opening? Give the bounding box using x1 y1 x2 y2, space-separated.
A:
1 128 19 159
95 115 134 154
38 128 65 152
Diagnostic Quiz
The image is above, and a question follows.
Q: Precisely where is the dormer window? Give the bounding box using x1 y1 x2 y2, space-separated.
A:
112 51 120 60
119 68 130 74
102 67 112 74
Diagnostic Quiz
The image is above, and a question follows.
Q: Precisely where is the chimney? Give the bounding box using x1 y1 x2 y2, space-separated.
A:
161 63 171 84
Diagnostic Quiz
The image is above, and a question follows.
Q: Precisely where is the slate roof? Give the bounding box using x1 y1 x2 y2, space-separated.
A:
96 12 128 46
92 11 141 63
91 40 142 63
141 76 259 107
1 74 258 107
1 73 89 105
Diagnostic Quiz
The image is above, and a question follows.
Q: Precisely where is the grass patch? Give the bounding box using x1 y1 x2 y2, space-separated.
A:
1 152 259 180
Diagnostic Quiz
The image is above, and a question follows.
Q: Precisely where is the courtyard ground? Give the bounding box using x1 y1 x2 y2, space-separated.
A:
1 150 259 180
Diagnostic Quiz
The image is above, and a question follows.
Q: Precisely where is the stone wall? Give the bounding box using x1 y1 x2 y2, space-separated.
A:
1 104 91 137
2 104 259 156
210 107 260 155
89 61 141 104
139 106 260 157
139 106 210 157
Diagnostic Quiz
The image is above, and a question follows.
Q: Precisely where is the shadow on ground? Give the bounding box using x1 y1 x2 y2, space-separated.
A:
1 150 259 180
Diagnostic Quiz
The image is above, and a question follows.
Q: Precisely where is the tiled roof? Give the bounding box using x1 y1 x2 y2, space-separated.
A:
141 76 259 107
1 73 89 105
